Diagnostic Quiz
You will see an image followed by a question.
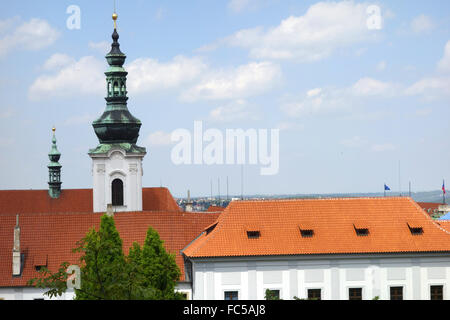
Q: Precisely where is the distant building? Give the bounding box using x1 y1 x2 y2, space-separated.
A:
417 202 450 218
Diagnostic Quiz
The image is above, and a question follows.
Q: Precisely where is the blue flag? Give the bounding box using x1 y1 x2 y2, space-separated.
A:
384 184 390 191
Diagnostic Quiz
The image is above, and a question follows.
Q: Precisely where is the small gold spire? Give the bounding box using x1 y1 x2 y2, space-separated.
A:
112 12 118 29
52 126 56 133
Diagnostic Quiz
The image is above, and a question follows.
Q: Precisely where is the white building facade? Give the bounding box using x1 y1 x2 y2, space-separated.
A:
90 147 145 213
190 253 450 300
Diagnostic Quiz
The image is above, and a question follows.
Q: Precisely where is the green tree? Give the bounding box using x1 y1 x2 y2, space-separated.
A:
29 214 183 300
73 214 127 299
265 289 281 300
131 227 183 299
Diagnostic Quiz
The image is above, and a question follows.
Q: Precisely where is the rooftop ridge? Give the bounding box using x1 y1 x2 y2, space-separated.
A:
235 196 413 203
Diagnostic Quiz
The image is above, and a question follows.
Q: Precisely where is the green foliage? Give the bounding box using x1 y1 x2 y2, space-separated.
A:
372 296 380 300
74 214 127 300
27 262 70 299
29 214 183 300
265 289 281 300
139 227 182 299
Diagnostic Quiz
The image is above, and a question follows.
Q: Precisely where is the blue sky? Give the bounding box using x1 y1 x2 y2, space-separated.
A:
0 0 449 198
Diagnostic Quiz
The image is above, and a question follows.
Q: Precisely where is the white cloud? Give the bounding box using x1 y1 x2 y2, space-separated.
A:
415 108 432 117
219 1 379 62
437 40 450 73
376 60 386 71
275 121 304 132
147 131 174 146
29 54 280 103
340 136 368 148
401 42 450 99
410 14 434 34
208 99 259 123
126 55 207 94
307 88 322 97
29 56 104 100
405 76 450 98
281 87 347 117
0 18 60 57
182 61 281 101
42 53 75 70
355 47 368 57
351 77 398 96
88 41 110 54
281 77 399 118
371 143 395 152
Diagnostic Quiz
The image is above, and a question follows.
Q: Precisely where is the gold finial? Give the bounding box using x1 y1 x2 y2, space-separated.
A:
52 126 56 133
112 12 118 29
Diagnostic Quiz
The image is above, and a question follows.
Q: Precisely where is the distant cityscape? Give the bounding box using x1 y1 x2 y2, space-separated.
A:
176 189 447 212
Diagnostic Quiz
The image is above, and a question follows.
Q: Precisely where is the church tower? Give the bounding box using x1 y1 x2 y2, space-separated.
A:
89 12 146 213
48 127 62 198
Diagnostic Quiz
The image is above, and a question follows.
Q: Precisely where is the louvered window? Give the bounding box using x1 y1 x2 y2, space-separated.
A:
112 179 124 206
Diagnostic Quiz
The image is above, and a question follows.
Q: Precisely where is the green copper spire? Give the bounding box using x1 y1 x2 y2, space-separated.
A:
48 127 62 198
90 12 144 152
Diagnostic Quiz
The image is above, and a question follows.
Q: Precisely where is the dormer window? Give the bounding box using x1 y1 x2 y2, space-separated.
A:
246 231 260 239
355 228 369 236
204 222 218 235
353 222 370 236
33 254 47 272
299 223 314 238
407 222 423 235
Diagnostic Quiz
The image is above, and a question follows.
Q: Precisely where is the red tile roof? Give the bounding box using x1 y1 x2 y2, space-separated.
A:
0 187 181 215
0 189 93 214
183 197 450 258
207 205 225 212
417 202 442 216
435 220 450 233
142 187 181 212
0 210 220 287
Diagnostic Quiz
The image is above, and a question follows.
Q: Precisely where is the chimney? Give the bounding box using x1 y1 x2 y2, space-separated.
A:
185 190 193 212
12 214 21 276
106 203 114 217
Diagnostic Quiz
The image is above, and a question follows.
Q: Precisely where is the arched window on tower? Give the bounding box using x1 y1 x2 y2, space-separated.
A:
111 179 123 206
113 81 119 96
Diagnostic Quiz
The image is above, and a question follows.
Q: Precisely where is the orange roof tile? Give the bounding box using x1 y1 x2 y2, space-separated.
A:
207 206 225 212
142 187 181 212
183 197 450 258
0 189 93 215
0 187 181 215
0 210 220 287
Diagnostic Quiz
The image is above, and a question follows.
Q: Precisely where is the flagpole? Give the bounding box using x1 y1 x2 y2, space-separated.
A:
444 179 446 205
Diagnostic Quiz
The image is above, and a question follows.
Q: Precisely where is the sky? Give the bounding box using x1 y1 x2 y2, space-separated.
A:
0 0 449 198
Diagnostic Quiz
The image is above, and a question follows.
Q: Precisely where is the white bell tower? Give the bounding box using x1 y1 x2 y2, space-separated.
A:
90 147 145 212
88 12 146 213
